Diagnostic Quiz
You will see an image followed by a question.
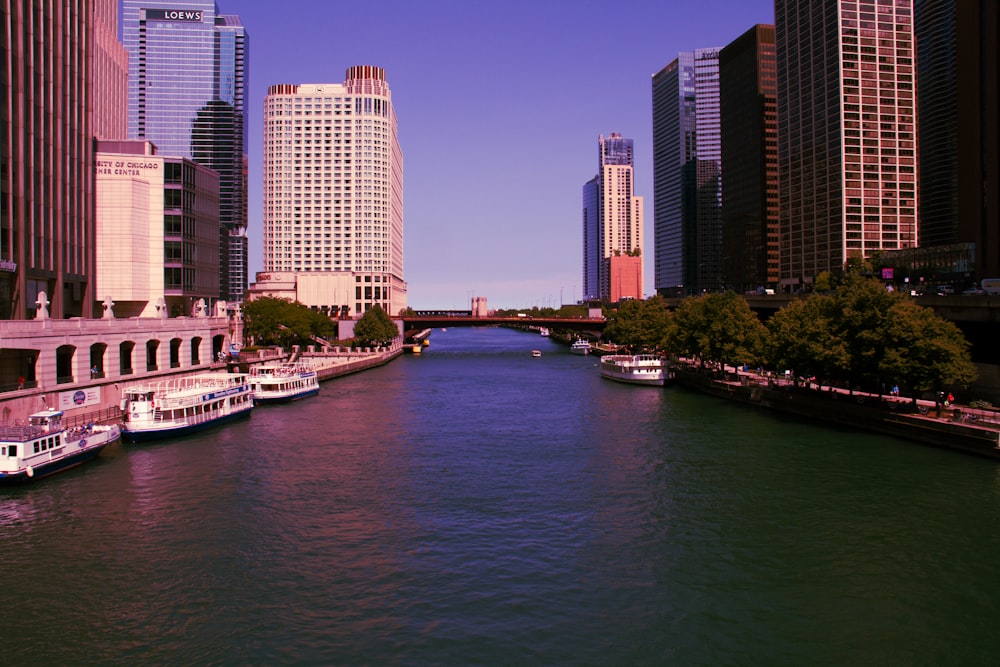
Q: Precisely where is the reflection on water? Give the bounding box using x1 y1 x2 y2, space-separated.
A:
3 327 1000 664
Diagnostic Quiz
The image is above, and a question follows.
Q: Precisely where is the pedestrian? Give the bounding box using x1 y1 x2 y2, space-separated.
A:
947 392 955 405
18 375 24 389
891 384 899 397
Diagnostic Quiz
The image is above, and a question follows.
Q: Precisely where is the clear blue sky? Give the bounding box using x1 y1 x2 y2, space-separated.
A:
237 0 775 310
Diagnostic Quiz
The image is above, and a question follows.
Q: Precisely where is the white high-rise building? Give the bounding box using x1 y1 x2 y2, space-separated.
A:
582 133 643 302
262 66 406 317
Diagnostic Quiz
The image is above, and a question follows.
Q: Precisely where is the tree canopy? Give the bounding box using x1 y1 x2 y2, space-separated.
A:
242 297 338 349
665 291 768 367
603 296 671 351
599 278 978 397
352 305 399 347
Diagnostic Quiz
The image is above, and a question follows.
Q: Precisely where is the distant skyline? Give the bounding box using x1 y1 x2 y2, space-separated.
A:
235 0 776 309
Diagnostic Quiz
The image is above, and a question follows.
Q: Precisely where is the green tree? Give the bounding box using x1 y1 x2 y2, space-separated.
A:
353 305 398 347
767 294 849 380
879 299 978 395
664 291 767 367
243 297 338 348
832 274 904 389
603 296 671 351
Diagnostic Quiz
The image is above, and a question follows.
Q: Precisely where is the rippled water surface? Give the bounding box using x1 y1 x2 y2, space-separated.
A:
4 326 1000 665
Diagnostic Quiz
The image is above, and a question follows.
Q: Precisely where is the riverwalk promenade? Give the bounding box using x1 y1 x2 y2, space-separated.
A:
670 361 1000 459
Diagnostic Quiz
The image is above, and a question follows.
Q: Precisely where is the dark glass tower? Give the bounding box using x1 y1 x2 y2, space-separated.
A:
720 24 778 293
122 1 248 308
915 0 1000 279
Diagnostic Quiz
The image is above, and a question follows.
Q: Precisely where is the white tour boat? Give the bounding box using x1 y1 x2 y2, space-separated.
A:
599 354 666 386
570 339 592 355
249 362 320 404
121 372 254 443
0 408 121 484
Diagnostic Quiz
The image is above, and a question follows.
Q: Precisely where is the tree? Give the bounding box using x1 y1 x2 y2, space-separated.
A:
603 296 671 351
243 297 338 348
767 294 849 380
665 291 768 367
879 299 978 395
831 274 905 389
353 305 398 347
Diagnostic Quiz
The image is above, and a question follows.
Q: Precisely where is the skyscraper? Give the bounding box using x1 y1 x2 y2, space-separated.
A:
652 48 722 295
582 176 600 301
582 134 643 302
914 0 999 279
775 0 918 288
2 0 96 319
720 25 779 293
263 67 406 317
121 1 248 308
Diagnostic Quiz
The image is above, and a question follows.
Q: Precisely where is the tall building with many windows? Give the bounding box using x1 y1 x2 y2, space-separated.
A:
582 134 643 302
720 24 779 293
262 67 406 317
2 0 96 319
121 1 248 308
652 48 722 295
775 0 918 289
582 176 600 300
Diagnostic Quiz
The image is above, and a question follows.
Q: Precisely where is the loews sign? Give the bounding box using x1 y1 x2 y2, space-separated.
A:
143 9 204 22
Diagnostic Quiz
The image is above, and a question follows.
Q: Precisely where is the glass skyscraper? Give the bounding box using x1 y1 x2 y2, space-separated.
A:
652 48 722 295
121 1 248 308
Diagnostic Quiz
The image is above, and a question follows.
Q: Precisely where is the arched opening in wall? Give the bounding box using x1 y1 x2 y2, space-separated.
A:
212 335 226 363
170 338 182 368
120 341 136 376
56 345 76 384
89 343 107 379
146 340 160 372
191 337 202 365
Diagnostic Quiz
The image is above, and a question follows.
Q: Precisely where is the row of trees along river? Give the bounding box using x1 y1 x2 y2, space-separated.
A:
240 275 979 405
601 275 978 404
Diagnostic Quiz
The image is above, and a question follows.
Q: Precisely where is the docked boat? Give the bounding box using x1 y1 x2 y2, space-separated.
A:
249 362 319 403
539 327 550 337
0 408 121 484
570 339 592 355
121 372 253 443
599 354 666 386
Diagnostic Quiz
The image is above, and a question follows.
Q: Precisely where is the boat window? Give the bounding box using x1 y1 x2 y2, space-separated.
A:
1 446 5 456
7 446 14 457
33 443 40 453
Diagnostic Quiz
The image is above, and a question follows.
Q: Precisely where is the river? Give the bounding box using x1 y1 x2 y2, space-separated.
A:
3 326 1000 665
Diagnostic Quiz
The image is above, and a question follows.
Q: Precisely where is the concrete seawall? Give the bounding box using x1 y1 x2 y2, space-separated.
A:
1 345 403 428
671 365 1000 460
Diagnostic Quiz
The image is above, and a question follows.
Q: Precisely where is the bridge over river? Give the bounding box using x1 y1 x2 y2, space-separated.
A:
401 312 606 334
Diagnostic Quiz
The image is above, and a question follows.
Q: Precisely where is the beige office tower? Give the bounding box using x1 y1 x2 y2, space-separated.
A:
263 66 406 318
775 0 918 289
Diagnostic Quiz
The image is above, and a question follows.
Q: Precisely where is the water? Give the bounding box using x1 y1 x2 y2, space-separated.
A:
4 326 1000 665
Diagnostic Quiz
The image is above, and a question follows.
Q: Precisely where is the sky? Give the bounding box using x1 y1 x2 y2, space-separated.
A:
235 0 776 310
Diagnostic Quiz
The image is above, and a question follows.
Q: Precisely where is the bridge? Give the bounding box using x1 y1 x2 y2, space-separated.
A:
401 313 606 333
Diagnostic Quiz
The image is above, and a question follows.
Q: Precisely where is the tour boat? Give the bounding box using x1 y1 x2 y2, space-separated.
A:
570 339 592 355
249 362 319 404
599 354 666 386
0 408 121 484
532 349 542 358
121 372 253 443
